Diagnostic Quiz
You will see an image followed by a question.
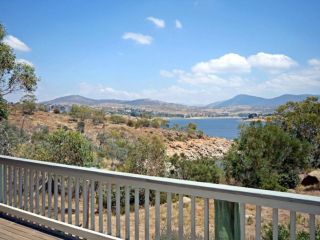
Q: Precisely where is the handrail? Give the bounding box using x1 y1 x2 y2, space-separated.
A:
1 155 319 213
0 154 319 239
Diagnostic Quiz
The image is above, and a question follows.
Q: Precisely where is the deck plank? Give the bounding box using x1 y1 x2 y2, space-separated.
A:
0 217 62 240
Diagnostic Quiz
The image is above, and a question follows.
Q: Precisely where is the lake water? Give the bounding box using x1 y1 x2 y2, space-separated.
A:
168 118 243 139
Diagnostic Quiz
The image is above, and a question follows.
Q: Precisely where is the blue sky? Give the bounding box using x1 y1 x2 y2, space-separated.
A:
2 0 320 105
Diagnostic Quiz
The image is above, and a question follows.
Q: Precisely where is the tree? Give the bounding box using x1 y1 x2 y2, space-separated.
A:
21 93 37 115
223 121 310 190
0 23 39 120
275 96 320 167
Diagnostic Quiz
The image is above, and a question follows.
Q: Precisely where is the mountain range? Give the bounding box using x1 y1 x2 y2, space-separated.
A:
43 94 319 110
206 94 319 108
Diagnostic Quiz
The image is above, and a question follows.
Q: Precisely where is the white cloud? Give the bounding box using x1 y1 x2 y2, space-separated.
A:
146 16 165 28
248 52 296 72
308 58 320 68
122 32 153 45
3 35 31 52
258 67 320 94
175 20 182 29
16 58 33 66
192 53 251 74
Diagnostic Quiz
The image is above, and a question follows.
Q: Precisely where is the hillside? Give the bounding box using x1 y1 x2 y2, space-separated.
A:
43 95 188 109
207 94 319 108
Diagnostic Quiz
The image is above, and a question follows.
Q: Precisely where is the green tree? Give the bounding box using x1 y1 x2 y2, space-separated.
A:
275 96 320 167
0 23 39 120
223 121 309 190
21 93 37 115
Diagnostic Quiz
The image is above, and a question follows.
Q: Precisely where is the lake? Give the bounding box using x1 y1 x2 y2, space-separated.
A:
168 118 243 139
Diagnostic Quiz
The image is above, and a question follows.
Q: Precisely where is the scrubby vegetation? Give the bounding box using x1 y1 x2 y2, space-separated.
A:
223 97 319 191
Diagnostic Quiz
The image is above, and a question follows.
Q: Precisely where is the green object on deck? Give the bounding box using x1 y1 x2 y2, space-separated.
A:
215 200 241 240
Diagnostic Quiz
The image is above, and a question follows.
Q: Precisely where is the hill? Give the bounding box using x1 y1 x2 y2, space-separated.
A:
207 94 319 108
42 95 189 109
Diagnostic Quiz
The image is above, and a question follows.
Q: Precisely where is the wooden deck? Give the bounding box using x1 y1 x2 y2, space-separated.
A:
0 217 63 240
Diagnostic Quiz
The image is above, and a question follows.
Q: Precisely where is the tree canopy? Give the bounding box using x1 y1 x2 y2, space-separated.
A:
0 23 39 120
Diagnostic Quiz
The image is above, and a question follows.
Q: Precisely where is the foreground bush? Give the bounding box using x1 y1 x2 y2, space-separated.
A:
16 129 96 167
263 224 320 240
223 121 309 191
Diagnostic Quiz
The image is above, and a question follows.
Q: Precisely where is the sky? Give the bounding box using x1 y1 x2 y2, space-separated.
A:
1 0 320 105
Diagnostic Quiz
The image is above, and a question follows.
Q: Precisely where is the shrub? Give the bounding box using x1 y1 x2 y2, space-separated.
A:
169 154 221 183
223 121 310 190
275 96 320 168
70 105 91 120
53 108 60 114
16 129 96 167
262 224 320 240
92 109 105 125
0 96 8 121
109 114 126 124
122 135 166 176
21 94 37 115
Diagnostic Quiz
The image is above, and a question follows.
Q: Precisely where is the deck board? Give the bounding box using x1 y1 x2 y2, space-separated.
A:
0 217 63 240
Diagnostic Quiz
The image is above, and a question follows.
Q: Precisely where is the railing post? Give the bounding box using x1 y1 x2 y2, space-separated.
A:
0 164 3 203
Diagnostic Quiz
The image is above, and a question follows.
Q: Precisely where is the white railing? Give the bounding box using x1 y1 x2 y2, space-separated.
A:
0 155 319 240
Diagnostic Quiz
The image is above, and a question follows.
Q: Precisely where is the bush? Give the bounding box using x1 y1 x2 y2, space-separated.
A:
53 108 60 114
262 224 320 240
70 105 91 120
122 135 167 176
21 94 37 115
16 129 96 167
0 121 27 155
109 114 126 124
0 96 8 120
169 154 221 183
92 109 105 125
223 121 310 190
275 96 320 167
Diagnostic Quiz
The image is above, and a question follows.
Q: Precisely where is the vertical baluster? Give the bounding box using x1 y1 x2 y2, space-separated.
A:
98 182 103 233
29 169 34 212
19 168 23 209
48 172 52 218
272 208 278 240
90 179 95 230
167 192 172 238
75 177 79 226
68 176 72 225
290 211 296 240
24 168 28 211
191 196 196 239
145 188 149 240
309 214 315 240
155 190 160 240
3 164 7 204
41 171 46 216
256 205 261 240
13 166 17 207
239 203 246 240
83 179 88 228
61 176 65 222
8 165 12 205
135 188 139 240
125 186 130 240
178 194 184 239
54 174 58 219
107 183 112 235
204 198 209 240
116 184 121 238
35 170 39 214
